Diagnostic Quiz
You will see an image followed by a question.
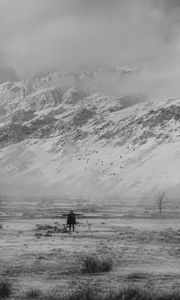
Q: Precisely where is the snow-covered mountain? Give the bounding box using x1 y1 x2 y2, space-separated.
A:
0 69 180 202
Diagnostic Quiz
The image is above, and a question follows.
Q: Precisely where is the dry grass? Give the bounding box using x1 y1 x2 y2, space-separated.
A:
81 255 113 274
42 286 180 300
103 286 180 300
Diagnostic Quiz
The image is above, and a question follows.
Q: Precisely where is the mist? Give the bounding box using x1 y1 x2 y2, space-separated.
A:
1 0 180 98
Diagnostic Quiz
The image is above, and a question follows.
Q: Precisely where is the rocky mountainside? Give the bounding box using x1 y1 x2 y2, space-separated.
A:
0 69 180 201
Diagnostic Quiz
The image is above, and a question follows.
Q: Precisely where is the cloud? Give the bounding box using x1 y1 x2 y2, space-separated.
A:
0 2 169 69
0 0 180 98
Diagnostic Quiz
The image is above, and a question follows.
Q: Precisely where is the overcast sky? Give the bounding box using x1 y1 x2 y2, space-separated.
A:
0 0 180 78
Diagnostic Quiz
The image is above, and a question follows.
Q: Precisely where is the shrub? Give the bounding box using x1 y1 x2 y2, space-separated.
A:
0 279 11 299
81 256 113 274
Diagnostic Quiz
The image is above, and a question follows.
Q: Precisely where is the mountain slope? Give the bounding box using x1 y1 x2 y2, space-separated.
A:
0 72 180 201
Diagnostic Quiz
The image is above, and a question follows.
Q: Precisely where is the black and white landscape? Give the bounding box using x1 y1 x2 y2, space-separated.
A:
1 1 180 299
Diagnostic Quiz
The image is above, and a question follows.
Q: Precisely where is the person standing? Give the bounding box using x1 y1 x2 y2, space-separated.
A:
67 210 76 232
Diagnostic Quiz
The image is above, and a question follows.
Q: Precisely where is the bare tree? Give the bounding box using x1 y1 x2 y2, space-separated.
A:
157 192 165 215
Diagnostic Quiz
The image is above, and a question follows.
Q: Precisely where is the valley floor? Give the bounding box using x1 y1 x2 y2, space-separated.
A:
1 201 180 299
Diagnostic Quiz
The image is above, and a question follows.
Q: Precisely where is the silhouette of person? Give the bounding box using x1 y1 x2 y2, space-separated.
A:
67 210 76 232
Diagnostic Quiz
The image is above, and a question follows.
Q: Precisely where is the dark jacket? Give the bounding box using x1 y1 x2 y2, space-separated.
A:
67 212 76 225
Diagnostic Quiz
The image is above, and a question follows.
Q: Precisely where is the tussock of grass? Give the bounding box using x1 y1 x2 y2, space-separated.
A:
0 279 11 299
25 288 42 299
81 256 113 274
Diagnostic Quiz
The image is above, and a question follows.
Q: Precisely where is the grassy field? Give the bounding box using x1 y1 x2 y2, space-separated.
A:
1 196 180 299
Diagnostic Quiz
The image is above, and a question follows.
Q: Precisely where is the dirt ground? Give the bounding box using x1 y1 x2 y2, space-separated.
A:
1 198 180 299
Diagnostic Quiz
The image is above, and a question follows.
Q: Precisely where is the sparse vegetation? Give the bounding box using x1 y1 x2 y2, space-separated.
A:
0 279 11 299
81 255 113 274
2 198 180 300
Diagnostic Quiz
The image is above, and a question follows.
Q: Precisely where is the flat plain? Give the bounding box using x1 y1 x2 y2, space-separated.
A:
1 196 180 299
